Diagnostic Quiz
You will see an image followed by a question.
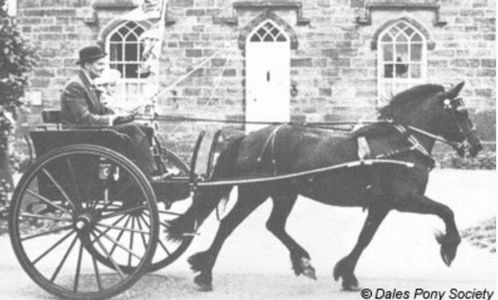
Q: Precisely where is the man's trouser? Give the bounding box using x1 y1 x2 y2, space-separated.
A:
113 122 155 175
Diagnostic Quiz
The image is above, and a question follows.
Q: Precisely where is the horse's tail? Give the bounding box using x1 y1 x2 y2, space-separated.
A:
166 134 245 241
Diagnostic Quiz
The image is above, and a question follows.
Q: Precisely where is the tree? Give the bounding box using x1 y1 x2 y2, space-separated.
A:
0 0 37 195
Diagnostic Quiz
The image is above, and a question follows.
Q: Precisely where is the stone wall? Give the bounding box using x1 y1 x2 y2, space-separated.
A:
16 0 496 156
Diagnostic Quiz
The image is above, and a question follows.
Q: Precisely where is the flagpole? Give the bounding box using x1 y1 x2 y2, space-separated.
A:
148 0 168 125
159 0 168 24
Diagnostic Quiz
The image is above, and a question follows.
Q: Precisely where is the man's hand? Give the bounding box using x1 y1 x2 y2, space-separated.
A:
112 112 136 125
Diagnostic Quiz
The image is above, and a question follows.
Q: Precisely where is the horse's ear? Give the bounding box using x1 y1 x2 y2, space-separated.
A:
446 81 465 98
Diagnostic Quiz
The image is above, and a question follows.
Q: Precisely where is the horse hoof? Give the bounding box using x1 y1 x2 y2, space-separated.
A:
195 282 213 292
435 233 459 267
441 250 453 267
302 266 317 280
342 284 362 292
341 275 360 291
194 274 213 292
299 258 317 280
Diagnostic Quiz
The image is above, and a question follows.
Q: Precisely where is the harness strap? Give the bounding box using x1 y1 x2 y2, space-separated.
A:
357 121 436 169
391 123 436 169
257 125 285 175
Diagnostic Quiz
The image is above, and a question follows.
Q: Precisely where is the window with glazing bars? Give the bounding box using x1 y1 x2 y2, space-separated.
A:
377 20 427 104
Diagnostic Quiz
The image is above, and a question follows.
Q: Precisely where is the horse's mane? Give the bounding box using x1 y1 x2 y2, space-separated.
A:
350 84 445 140
349 122 398 139
378 84 444 119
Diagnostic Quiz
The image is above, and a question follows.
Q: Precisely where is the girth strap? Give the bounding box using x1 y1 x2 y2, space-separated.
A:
257 125 285 175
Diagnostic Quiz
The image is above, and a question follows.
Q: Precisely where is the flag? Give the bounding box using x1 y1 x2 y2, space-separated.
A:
142 0 162 18
3 0 17 17
122 0 164 21
138 23 163 76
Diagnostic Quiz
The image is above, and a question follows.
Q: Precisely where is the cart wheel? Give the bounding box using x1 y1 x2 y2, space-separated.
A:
148 149 194 272
87 149 194 274
9 144 159 300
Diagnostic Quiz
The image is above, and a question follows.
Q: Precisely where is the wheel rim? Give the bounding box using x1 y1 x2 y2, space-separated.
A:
147 150 194 272
9 145 158 300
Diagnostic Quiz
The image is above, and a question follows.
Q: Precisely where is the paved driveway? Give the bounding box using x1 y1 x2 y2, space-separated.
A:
0 170 495 299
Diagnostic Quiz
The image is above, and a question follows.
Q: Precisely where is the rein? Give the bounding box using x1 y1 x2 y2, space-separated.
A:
384 120 472 158
136 114 376 131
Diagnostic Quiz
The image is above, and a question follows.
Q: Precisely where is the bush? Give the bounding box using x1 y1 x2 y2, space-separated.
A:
9 135 31 173
461 217 496 253
0 177 10 235
439 152 496 170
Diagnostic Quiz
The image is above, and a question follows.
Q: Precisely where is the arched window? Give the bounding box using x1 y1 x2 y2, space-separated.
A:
377 20 427 104
106 21 152 103
249 21 288 43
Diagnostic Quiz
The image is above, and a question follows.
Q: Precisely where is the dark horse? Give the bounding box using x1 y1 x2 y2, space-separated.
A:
168 82 482 291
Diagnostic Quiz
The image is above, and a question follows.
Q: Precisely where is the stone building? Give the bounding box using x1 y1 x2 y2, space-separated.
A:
12 0 496 156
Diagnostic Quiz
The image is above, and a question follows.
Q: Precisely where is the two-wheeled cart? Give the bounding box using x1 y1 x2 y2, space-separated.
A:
8 111 412 299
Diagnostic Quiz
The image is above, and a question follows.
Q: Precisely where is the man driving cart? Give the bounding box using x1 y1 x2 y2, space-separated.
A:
60 45 161 178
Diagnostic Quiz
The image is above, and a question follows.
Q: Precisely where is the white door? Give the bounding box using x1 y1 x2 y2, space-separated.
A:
245 20 290 133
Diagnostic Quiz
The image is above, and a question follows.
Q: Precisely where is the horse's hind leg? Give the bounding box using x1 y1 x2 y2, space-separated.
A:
395 194 460 267
334 205 389 290
188 186 268 291
267 194 316 279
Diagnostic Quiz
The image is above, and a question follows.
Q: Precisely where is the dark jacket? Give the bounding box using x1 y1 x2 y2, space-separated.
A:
60 71 114 125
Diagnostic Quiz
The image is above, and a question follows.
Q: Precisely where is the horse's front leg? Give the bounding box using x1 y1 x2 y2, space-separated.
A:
268 194 316 279
395 193 460 266
334 205 389 290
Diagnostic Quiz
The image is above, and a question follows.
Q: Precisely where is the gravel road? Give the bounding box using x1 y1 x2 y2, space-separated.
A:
0 170 495 300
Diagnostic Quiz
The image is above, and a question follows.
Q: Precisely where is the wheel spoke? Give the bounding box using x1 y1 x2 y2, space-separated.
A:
139 215 171 256
73 243 83 292
100 205 147 220
91 214 127 243
32 230 75 265
94 228 142 260
21 225 73 241
158 210 183 217
104 216 132 257
135 217 148 249
142 211 170 228
157 236 171 256
42 169 78 212
26 189 71 215
95 223 150 235
50 235 78 283
91 233 126 280
128 217 136 266
66 158 82 204
21 213 72 222
91 254 102 291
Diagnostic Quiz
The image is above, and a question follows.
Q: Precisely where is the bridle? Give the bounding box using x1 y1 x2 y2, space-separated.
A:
386 96 476 157
442 97 477 153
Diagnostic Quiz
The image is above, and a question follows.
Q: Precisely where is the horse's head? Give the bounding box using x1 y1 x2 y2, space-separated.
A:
434 82 482 157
